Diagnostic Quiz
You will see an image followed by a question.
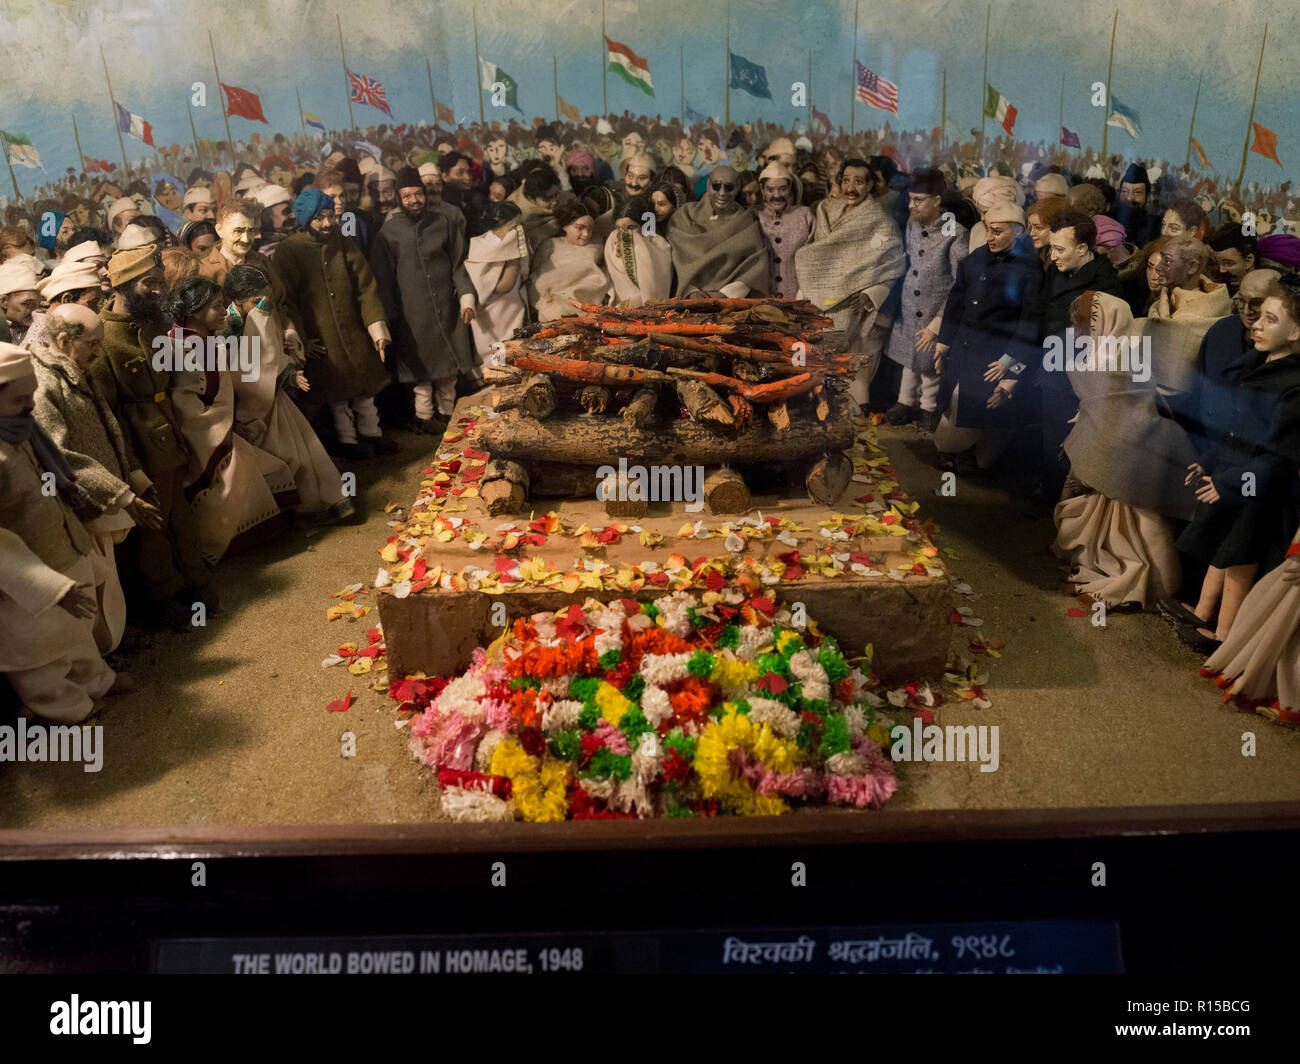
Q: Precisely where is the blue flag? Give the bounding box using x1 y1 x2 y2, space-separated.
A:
684 102 708 125
1106 97 1142 139
729 52 771 100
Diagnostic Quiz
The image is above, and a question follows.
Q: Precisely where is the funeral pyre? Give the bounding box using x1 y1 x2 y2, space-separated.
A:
472 298 859 516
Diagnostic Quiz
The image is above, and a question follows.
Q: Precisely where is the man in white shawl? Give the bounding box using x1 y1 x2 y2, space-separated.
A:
224 264 355 525
0 342 130 722
166 278 297 564
795 157 906 405
465 201 530 377
528 202 611 320
665 165 767 299
604 195 674 308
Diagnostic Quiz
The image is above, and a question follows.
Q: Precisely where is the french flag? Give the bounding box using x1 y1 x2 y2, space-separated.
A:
115 103 155 147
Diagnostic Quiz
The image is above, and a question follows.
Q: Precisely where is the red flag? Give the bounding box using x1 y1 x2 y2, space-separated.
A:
82 155 112 173
436 101 455 126
1250 122 1282 167
221 82 269 124
1190 137 1212 168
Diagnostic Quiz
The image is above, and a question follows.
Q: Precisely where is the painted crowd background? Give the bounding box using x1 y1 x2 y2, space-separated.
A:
0 0 1295 225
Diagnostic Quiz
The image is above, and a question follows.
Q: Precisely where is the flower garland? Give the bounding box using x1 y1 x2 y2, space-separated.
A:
400 589 900 821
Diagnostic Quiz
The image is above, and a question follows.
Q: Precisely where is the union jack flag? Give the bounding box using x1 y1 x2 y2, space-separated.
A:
855 62 898 115
347 69 392 116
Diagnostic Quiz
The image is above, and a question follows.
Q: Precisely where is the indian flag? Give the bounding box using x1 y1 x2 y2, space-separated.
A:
1 130 43 169
606 36 653 96
983 83 1017 135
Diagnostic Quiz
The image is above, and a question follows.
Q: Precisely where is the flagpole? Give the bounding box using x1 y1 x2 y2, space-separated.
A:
4 149 18 201
1185 74 1201 170
725 0 731 129
473 5 485 126
1237 22 1268 187
100 46 130 174
208 30 235 155
1058 71 1064 147
602 0 608 114
553 55 560 123
337 14 356 130
941 68 947 150
978 3 989 163
295 86 307 139
427 57 438 127
1101 9 1116 164
851 0 860 136
808 50 813 134
188 102 204 168
680 42 685 126
72 113 86 174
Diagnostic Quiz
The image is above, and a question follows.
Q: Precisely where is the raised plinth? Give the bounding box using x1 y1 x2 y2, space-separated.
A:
376 401 952 685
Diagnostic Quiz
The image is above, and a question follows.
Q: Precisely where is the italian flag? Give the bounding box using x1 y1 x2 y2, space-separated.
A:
606 36 653 96
983 83 1017 135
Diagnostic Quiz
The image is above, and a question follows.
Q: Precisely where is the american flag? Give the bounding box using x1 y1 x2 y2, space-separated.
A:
855 62 898 115
347 69 392 116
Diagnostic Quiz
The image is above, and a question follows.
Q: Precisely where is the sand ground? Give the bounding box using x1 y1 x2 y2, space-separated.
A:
2 422 1297 832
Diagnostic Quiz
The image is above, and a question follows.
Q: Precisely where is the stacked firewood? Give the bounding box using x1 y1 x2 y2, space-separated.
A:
488 297 851 437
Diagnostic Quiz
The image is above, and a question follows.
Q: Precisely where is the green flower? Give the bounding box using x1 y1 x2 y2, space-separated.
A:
687 649 716 677
548 730 582 761
598 648 623 669
717 624 741 650
621 673 645 702
583 749 632 781
819 641 850 682
619 707 652 745
821 713 851 758
664 728 697 761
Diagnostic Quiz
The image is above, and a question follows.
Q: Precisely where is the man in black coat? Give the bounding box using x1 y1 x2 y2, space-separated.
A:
933 203 1042 473
1184 268 1279 466
369 168 479 436
999 208 1123 501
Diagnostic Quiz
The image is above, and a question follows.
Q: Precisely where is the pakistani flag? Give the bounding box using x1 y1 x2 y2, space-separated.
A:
1 130 43 169
983 84 1017 135
729 52 772 100
479 56 521 112
1106 97 1142 139
606 36 653 96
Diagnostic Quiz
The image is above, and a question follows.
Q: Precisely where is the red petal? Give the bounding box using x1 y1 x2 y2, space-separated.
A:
1066 607 1087 617
326 690 354 713
366 627 383 644
705 570 726 591
750 596 775 614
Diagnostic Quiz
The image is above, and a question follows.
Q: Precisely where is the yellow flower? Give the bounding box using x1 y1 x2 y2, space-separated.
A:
693 710 799 816
594 681 633 726
489 740 571 822
709 657 758 697
775 630 803 655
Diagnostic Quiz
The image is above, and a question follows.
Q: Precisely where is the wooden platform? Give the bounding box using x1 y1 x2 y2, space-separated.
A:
376 399 953 684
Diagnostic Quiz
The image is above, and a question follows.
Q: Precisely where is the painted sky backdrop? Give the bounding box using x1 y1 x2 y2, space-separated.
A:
0 0 1295 196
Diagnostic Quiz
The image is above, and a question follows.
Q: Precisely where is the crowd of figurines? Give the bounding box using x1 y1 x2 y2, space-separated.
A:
1 110 1298 729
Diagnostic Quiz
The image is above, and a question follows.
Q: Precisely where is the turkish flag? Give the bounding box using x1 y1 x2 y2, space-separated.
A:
1250 122 1282 167
221 82 269 124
